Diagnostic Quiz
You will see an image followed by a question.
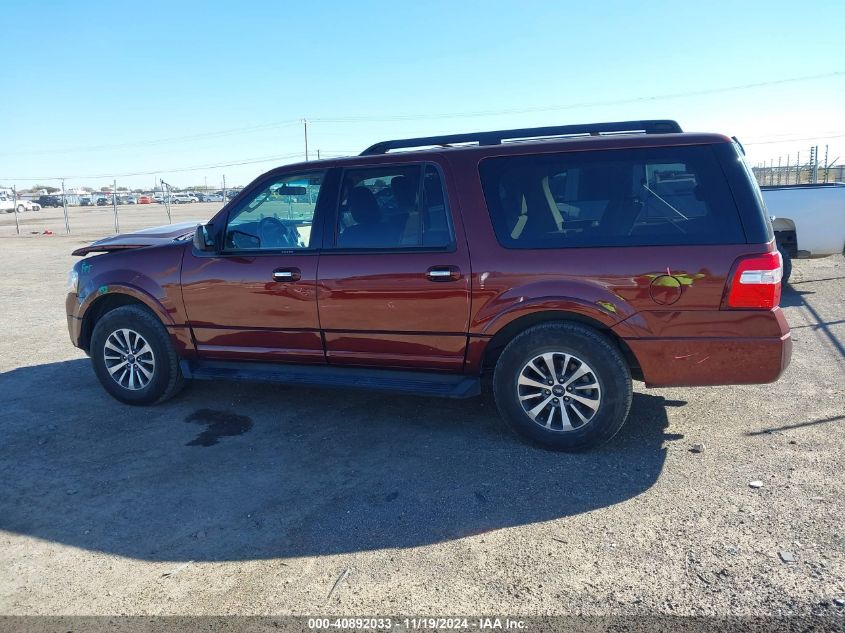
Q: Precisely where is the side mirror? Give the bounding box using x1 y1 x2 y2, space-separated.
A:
193 224 216 252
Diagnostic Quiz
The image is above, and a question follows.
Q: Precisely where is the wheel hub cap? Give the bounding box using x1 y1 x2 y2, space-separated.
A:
103 328 155 391
516 351 602 432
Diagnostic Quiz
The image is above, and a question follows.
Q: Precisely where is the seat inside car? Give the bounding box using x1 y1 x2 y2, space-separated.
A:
337 186 394 248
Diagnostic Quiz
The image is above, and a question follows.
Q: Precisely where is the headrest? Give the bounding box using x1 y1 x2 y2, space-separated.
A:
348 187 380 225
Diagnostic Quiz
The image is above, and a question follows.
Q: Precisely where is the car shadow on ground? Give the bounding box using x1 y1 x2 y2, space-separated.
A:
0 358 676 562
781 284 845 358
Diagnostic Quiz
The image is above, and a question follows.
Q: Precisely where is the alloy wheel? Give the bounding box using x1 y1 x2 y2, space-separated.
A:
516 351 602 431
103 328 156 390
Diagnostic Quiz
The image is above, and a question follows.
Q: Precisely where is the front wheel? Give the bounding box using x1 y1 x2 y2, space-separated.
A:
90 305 185 405
493 322 632 451
16 204 25 213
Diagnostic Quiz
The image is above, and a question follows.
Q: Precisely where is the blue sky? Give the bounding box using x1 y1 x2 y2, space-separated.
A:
2 0 843 190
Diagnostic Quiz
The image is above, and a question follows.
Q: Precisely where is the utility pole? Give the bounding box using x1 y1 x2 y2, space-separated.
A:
160 179 172 223
823 145 829 183
776 156 782 185
222 174 227 204
796 152 800 184
808 146 818 183
62 178 70 234
11 185 20 235
317 149 321 160
785 155 791 185
112 178 120 233
303 119 309 161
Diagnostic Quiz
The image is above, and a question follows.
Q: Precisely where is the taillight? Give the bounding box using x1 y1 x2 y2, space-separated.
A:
724 251 783 309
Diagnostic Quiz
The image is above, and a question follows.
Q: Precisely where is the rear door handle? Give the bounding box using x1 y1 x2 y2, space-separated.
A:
426 266 461 282
272 267 301 282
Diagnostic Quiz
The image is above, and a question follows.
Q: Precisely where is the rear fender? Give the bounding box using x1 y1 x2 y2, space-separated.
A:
473 280 644 337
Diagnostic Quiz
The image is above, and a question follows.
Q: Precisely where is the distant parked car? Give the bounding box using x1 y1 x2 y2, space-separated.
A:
0 196 40 212
205 193 224 202
37 195 63 208
119 195 137 205
96 197 109 206
0 195 23 213
171 193 198 204
80 196 93 206
137 196 152 204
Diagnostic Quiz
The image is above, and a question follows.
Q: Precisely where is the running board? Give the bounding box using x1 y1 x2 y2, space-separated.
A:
180 360 481 399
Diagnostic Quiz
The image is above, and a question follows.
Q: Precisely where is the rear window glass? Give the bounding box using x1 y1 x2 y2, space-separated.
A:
479 145 745 248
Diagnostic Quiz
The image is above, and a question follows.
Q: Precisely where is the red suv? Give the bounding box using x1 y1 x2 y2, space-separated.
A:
66 120 791 450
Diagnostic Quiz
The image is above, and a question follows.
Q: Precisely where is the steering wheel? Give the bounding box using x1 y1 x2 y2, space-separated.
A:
257 217 298 248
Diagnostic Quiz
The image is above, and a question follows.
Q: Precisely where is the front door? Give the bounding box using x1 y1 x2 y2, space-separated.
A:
317 163 471 370
181 169 334 363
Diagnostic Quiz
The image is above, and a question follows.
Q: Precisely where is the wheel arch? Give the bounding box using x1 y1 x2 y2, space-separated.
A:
480 310 642 380
79 293 155 352
773 218 798 257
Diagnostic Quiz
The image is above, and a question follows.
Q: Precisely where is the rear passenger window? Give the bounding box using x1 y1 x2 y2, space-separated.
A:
335 164 453 249
479 145 745 248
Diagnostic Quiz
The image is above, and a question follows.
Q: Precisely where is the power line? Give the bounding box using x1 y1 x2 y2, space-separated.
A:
11 70 843 158
13 120 302 157
1 151 305 181
744 133 845 146
311 71 845 123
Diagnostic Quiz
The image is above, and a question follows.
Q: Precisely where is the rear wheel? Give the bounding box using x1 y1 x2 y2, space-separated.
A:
90 305 185 405
778 246 792 285
493 322 632 451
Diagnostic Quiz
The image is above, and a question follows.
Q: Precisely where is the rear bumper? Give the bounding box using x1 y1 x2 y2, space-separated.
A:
622 307 792 388
626 332 791 387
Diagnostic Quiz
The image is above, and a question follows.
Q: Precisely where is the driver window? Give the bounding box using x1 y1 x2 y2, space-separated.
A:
225 172 324 250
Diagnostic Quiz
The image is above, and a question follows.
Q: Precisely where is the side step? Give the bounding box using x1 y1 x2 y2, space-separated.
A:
180 360 481 399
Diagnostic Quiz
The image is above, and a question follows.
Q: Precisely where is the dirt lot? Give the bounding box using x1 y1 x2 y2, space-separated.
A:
0 210 843 617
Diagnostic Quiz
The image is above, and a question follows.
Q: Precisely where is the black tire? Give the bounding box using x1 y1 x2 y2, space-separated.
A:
90 305 185 405
492 322 632 451
778 246 792 285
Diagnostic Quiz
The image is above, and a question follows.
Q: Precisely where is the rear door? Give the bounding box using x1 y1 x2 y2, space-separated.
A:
181 169 336 362
317 162 472 370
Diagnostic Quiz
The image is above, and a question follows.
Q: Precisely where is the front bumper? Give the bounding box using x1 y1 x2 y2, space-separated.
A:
66 291 84 349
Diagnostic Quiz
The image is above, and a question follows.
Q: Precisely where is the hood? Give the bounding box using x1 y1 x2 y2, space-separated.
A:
72 221 200 256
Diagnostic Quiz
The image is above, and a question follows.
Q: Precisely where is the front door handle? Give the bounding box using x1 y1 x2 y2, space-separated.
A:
426 265 461 282
272 267 301 282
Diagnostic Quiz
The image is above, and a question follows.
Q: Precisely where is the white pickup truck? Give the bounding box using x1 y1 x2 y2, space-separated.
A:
0 194 41 214
762 183 845 283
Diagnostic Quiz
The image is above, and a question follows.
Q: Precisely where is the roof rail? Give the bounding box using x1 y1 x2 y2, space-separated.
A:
360 119 682 156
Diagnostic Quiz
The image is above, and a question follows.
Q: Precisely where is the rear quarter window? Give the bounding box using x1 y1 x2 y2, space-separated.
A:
479 145 746 248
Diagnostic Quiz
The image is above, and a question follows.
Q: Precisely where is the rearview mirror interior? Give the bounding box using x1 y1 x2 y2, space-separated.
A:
276 185 307 196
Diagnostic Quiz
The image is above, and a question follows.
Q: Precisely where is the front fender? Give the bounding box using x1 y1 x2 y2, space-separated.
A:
75 279 175 327
71 243 188 326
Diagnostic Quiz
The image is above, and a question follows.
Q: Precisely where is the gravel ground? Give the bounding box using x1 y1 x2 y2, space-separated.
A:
0 216 843 617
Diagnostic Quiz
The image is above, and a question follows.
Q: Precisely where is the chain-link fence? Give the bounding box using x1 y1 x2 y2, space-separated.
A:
0 199 225 239
752 164 844 187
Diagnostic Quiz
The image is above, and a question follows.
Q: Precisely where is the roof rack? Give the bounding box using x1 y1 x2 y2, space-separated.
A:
360 119 682 156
